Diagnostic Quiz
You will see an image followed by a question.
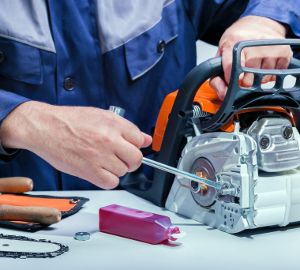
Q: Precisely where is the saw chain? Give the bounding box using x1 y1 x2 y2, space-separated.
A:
0 233 69 259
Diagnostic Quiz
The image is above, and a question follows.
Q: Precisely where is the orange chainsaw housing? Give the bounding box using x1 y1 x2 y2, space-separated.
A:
152 81 295 152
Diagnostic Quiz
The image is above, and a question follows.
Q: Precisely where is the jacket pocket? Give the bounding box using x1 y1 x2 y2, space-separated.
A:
125 1 178 80
0 37 43 85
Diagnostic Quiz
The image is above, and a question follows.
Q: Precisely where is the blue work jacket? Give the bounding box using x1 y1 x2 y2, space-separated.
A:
0 0 299 190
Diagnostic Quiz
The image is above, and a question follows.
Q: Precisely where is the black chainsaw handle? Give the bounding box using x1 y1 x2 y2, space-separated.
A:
200 39 300 131
177 39 300 132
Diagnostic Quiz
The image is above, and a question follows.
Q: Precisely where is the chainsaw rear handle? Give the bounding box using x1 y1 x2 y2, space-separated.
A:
123 39 300 207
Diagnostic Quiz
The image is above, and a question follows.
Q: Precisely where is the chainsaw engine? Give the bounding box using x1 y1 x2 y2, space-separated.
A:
166 114 300 233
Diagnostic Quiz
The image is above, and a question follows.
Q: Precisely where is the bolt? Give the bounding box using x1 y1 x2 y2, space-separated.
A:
282 126 293 140
259 136 270 150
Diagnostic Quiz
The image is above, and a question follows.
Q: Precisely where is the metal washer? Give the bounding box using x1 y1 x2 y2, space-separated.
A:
190 157 217 208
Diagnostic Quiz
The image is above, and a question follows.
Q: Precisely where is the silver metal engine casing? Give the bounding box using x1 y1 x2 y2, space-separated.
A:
165 118 300 233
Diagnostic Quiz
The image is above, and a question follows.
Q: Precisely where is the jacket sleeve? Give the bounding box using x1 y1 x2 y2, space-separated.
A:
184 0 300 45
183 0 249 45
0 89 29 161
241 0 300 37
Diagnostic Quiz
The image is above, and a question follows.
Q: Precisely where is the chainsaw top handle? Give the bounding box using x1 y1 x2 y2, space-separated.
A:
177 39 300 132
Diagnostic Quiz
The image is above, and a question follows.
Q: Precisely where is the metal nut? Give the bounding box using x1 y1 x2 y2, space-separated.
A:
74 232 90 241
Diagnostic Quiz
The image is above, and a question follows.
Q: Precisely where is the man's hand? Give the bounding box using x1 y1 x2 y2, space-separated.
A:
0 101 152 189
210 15 293 100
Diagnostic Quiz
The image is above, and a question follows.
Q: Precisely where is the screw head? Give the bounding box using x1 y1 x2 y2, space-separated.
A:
259 136 270 150
282 126 293 140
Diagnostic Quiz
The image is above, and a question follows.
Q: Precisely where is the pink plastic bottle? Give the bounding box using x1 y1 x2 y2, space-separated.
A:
99 204 182 244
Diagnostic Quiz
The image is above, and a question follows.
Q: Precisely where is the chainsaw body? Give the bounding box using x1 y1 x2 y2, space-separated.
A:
166 120 300 233
123 39 300 233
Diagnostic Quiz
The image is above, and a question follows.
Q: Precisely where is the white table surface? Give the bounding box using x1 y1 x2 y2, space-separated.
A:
0 190 300 270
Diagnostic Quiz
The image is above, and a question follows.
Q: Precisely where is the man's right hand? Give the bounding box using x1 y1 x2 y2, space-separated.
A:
0 101 152 189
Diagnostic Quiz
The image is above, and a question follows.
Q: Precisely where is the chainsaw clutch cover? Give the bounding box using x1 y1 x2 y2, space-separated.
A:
166 116 300 233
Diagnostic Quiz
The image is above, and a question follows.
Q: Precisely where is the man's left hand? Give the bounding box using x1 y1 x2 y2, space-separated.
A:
210 15 293 100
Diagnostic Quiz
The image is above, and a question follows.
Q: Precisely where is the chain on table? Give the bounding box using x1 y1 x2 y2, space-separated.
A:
0 233 69 259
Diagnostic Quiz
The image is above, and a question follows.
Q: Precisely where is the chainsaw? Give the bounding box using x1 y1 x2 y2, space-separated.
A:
123 39 300 233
